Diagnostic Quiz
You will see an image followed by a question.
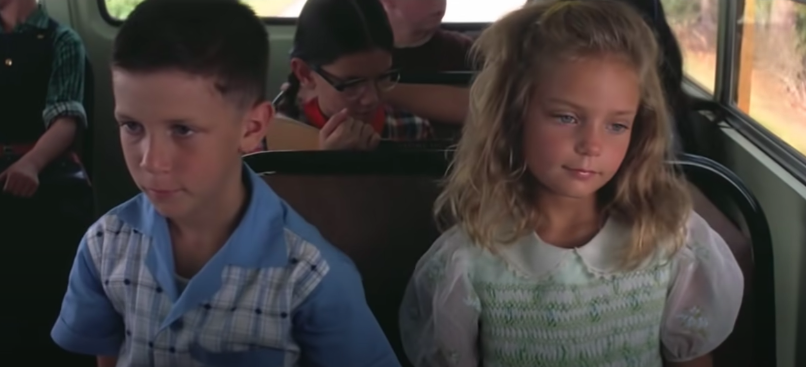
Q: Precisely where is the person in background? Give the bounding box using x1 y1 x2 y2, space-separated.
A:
281 0 476 130
0 0 86 197
50 1 400 366
0 0 91 362
379 0 475 131
276 0 433 150
381 0 473 72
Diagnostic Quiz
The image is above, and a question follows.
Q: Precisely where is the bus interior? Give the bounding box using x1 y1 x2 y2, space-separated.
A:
7 0 806 366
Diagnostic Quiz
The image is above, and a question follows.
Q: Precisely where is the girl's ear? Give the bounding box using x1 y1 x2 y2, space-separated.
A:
291 58 316 88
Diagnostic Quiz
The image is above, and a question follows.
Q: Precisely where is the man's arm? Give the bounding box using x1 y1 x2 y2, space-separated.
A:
292 258 400 367
384 84 468 125
21 26 86 171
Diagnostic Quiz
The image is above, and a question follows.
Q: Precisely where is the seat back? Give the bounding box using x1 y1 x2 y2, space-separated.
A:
674 153 775 367
265 116 320 151
245 150 449 365
264 174 439 362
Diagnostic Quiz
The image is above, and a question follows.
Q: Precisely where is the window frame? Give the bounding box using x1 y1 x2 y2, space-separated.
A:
701 0 806 185
96 0 512 27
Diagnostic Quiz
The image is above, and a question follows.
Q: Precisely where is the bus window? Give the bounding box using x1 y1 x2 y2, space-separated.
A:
663 0 719 93
735 0 806 155
665 0 806 156
103 0 526 23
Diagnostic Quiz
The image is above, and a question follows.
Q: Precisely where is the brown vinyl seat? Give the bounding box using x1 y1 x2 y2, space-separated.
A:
245 151 773 367
689 183 754 367
265 116 320 151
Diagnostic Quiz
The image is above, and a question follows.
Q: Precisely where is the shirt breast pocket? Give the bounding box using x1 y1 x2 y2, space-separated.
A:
207 266 292 347
189 342 285 367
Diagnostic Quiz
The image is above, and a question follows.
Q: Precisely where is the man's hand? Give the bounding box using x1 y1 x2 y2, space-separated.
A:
0 158 40 197
319 108 381 151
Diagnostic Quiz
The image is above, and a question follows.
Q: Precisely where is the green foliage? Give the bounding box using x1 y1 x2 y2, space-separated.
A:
103 0 143 20
662 0 701 24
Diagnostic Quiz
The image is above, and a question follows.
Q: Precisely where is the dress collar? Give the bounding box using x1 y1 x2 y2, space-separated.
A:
496 218 671 279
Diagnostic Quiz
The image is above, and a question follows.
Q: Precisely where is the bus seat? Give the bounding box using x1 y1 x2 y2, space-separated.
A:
265 116 319 151
264 173 440 363
675 153 775 367
245 151 771 367
687 182 754 367
246 150 449 365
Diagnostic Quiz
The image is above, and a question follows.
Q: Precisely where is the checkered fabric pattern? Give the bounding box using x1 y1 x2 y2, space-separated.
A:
84 216 329 366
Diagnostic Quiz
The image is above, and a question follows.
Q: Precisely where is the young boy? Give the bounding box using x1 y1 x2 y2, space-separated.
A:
50 1 400 366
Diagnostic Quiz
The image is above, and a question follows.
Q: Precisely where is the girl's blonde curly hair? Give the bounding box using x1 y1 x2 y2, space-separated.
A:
435 0 692 267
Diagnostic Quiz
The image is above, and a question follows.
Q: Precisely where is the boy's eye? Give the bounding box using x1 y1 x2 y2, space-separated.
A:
171 125 194 137
120 121 143 134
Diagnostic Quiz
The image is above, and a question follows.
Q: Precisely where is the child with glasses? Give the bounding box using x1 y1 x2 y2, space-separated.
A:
275 0 433 151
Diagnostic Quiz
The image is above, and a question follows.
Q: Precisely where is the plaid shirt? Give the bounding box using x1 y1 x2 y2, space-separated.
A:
52 166 400 367
279 97 434 142
1 6 87 127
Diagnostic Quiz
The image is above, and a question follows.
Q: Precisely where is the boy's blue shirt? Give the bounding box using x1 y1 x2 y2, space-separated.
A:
51 165 400 367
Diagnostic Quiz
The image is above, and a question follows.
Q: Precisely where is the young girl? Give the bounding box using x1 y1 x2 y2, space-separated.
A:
398 1 744 367
275 0 433 150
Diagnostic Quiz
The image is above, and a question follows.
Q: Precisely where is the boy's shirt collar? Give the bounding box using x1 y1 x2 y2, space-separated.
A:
115 164 289 328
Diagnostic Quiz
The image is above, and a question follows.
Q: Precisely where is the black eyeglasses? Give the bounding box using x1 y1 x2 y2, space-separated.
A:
312 66 401 99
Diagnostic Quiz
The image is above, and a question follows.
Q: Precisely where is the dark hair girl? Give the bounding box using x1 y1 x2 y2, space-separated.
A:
275 0 433 150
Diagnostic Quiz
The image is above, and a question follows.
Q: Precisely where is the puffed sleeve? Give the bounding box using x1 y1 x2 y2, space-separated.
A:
399 227 481 367
661 211 744 362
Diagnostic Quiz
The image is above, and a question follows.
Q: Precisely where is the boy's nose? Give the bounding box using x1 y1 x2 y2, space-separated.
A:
140 139 172 173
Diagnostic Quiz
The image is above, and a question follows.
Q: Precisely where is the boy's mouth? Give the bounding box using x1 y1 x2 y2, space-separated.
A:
145 188 181 199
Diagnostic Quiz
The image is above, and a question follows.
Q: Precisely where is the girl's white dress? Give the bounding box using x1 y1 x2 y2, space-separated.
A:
398 211 744 367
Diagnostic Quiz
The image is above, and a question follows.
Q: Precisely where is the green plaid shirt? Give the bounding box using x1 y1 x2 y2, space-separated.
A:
1 5 87 128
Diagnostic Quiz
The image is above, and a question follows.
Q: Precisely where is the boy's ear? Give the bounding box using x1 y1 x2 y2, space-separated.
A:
240 101 274 153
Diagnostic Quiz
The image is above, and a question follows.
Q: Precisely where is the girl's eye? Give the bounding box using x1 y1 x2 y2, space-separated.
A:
172 125 194 137
555 114 577 124
120 121 143 134
608 123 630 133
